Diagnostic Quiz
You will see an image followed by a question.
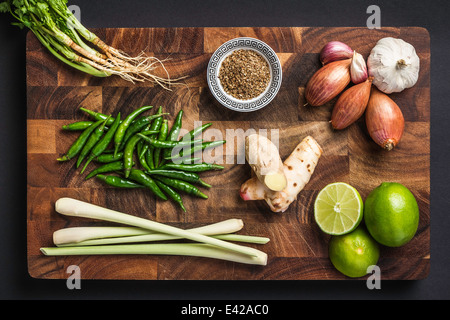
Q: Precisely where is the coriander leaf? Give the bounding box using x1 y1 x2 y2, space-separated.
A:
0 2 10 13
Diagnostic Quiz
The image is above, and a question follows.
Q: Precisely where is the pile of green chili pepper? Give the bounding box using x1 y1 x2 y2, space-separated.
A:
58 105 226 212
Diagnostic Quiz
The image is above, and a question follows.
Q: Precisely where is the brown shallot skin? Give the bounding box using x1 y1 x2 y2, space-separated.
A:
330 78 372 130
305 59 351 106
365 88 405 151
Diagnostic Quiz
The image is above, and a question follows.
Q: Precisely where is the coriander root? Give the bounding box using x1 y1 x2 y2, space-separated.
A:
1 1 183 88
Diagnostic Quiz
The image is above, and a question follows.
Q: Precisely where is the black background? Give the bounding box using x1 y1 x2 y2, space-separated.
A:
0 0 449 301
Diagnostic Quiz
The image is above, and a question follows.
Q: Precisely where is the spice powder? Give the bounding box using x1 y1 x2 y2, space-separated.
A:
218 49 270 100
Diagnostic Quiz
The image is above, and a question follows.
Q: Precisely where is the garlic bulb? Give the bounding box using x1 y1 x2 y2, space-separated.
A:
367 37 420 94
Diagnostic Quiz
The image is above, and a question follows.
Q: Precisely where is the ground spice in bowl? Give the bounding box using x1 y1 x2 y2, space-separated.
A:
218 49 271 100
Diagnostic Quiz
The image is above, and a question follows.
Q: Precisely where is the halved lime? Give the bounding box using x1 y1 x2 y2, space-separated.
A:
314 182 363 235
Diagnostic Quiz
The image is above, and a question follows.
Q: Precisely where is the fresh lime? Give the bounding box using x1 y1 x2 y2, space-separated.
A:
328 226 380 278
314 182 363 235
364 182 419 247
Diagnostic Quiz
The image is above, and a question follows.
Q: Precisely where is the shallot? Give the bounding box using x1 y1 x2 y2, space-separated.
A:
305 59 351 106
320 41 354 65
331 77 372 130
365 88 405 151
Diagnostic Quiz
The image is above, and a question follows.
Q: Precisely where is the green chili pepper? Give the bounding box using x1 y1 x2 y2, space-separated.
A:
167 140 226 162
145 148 155 170
137 140 151 171
85 160 126 180
57 119 104 162
168 110 184 141
181 122 212 141
135 124 154 163
138 141 150 159
136 139 143 155
154 179 186 212
81 113 122 173
123 134 142 178
118 113 167 151
94 152 124 163
162 110 183 161
62 120 94 131
172 157 202 164
96 174 143 189
154 176 208 199
153 119 169 168
79 107 118 127
146 169 211 188
138 141 150 167
114 105 153 156
138 133 202 149
158 163 224 172
76 118 109 168
145 106 164 169
128 169 168 200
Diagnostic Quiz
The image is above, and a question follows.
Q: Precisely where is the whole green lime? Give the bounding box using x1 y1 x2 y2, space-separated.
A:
328 226 380 278
364 182 419 247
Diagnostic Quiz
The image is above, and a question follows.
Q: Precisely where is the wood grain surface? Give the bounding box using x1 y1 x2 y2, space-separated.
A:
26 27 430 280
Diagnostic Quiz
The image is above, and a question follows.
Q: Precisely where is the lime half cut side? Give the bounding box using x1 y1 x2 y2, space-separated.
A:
314 182 363 235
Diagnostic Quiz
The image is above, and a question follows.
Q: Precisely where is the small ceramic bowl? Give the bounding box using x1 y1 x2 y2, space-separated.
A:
207 37 282 112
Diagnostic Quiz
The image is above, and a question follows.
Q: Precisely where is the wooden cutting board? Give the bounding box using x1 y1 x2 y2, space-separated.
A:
26 27 430 280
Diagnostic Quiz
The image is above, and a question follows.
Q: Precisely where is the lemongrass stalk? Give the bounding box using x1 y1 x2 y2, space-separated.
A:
54 219 244 246
53 226 151 245
55 198 263 258
40 243 267 266
213 234 270 245
57 232 268 247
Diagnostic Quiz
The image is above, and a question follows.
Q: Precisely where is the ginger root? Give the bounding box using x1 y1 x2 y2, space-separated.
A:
240 136 322 213
245 134 287 191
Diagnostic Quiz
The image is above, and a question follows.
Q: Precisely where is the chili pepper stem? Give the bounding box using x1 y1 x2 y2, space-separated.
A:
198 192 208 199
80 157 93 174
57 155 69 162
198 180 212 188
